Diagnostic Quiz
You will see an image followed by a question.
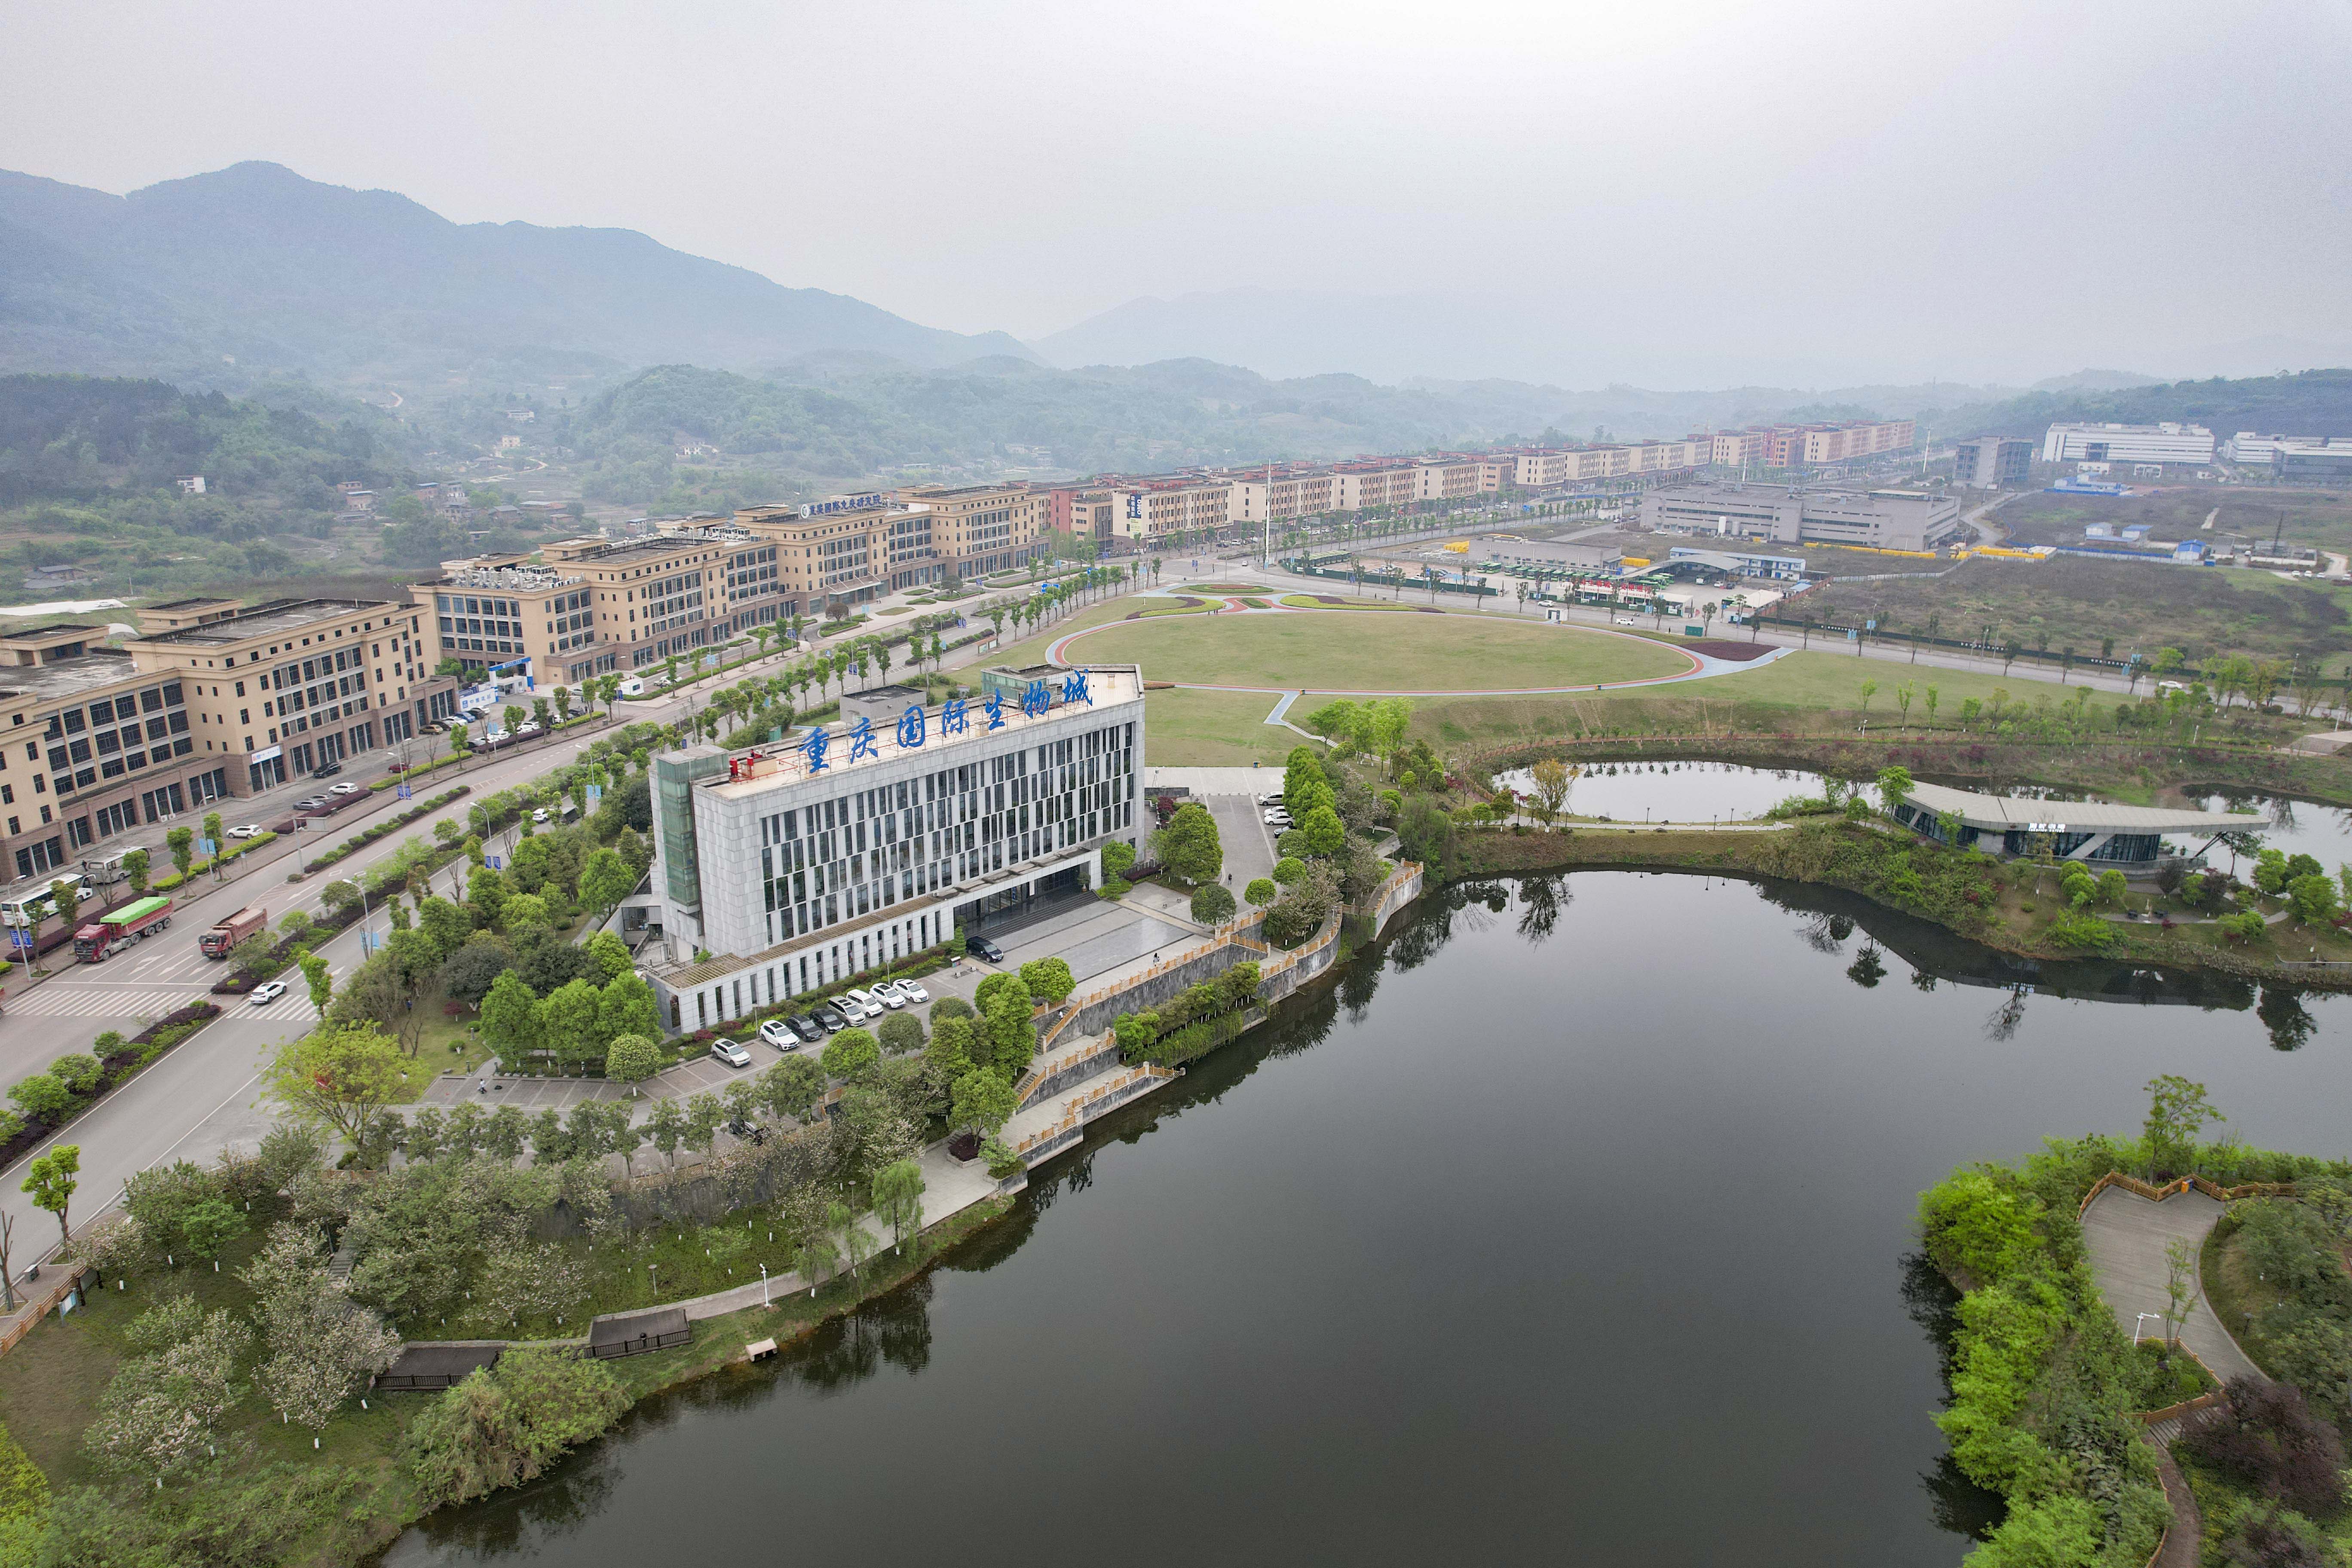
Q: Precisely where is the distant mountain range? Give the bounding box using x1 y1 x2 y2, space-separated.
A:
0 162 1033 388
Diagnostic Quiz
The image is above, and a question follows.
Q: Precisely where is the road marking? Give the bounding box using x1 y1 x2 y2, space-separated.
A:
7 986 212 1017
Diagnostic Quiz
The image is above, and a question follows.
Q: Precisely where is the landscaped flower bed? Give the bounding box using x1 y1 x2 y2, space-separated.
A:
0 1001 223 1169
303 786 471 872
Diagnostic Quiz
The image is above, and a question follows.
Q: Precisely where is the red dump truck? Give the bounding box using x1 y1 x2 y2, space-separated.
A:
73 895 174 963
199 904 268 960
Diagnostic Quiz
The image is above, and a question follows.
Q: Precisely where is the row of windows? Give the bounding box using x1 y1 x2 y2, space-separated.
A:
437 594 526 616
748 725 1136 947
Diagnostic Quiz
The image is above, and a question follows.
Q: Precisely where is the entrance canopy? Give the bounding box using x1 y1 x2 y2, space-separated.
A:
1899 782 2267 837
1896 781 2266 865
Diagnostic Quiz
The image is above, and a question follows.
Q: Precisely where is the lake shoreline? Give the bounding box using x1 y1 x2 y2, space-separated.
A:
1449 823 2352 991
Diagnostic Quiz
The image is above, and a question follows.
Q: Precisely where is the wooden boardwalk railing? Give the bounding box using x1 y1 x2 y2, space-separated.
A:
1011 1063 1179 1156
2077 1170 2297 1219
0 1264 89 1359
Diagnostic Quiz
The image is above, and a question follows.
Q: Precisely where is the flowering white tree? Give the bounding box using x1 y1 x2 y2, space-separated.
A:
86 1296 248 1479
240 1221 398 1431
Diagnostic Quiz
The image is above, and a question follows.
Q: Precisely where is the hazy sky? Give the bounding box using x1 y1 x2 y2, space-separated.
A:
10 0 2352 386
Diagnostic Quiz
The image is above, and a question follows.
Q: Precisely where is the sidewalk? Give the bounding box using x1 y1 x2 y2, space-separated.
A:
664 1139 1003 1321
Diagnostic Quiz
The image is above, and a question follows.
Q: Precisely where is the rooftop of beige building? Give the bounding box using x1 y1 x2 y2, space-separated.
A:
129 597 396 649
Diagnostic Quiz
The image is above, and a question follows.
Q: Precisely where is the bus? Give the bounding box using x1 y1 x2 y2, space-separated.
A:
0 875 89 929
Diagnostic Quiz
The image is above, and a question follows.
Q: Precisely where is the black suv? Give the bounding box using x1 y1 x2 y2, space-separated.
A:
311 761 342 780
785 1013 824 1044
964 934 1005 964
810 1002 849 1033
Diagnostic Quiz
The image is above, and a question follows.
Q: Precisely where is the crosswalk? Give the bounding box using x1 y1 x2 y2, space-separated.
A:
7 984 213 1019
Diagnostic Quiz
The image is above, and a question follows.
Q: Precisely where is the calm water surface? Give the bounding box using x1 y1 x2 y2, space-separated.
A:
387 872 2351 1568
1493 759 1828 820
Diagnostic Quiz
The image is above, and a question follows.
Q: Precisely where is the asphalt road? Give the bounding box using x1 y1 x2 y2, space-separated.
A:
0 586 1142 1274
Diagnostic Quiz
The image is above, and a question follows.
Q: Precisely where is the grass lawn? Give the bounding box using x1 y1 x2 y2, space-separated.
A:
1144 688 1302 766
1803 552 2352 668
1066 610 1692 692
389 1016 495 1101
0 1190 1013 1560
1380 651 2098 750
984 600 1135 669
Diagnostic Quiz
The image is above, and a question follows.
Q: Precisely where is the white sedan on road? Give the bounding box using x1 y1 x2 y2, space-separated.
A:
226 824 262 839
248 980 289 1006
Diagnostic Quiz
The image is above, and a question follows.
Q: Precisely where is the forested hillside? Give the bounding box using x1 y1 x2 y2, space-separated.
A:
0 162 1030 388
0 374 462 601
1929 369 2352 443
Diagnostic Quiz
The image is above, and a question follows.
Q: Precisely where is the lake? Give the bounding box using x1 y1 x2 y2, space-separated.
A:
387 871 2349 1567
1492 759 1828 821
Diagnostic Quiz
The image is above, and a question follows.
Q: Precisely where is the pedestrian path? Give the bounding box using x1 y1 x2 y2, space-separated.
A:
2079 1184 2264 1385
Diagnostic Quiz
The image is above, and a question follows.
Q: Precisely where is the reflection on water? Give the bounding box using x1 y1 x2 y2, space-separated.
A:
1493 759 1828 821
2199 789 2352 871
390 870 2352 1568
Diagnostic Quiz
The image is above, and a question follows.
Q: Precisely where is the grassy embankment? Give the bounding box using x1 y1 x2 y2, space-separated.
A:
1452 818 2352 984
0 1191 1011 1563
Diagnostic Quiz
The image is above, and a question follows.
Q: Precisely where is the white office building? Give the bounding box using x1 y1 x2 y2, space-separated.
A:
644 664 1147 1034
2225 432 2352 464
2039 423 2214 466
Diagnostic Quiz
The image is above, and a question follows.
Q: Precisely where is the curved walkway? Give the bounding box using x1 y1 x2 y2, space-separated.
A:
1044 606 1791 698
2079 1185 2263 1384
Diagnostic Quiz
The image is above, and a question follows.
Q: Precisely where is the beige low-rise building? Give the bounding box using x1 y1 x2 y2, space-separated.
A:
0 593 459 886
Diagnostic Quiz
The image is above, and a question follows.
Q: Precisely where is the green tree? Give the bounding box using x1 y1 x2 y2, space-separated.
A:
1018 956 1075 1004
404 1350 628 1508
537 977 606 1067
7 1072 72 1125
597 970 661 1042
202 811 226 878
1858 678 1877 712
1153 802 1223 885
178 1196 248 1261
48 878 79 934
479 971 542 1069
1190 883 1237 924
586 928 635 982
2143 1075 2223 1177
821 1028 880 1082
295 946 333 1019
604 1034 662 1084
925 1015 974 1081
21 1144 77 1244
645 1097 686 1172
1101 840 1136 883
872 1159 926 1253
1296 804 1346 857
1271 856 1306 887
980 984 1038 1078
267 1026 405 1152
876 1010 924 1056
579 848 636 923
1875 766 1914 818
121 847 149 896
1244 876 1277 908
950 1069 1016 1137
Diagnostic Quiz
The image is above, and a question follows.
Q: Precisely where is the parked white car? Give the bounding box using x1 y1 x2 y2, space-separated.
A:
835 995 871 1024
867 983 908 1010
894 979 930 1005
